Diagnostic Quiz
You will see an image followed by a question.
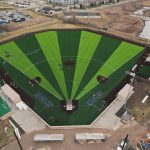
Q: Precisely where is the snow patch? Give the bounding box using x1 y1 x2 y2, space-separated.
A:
132 7 150 40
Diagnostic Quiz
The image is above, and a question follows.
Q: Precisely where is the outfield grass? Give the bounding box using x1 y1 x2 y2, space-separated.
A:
57 30 81 99
0 42 62 99
35 32 68 99
77 41 144 99
75 35 121 98
0 30 145 125
71 31 101 99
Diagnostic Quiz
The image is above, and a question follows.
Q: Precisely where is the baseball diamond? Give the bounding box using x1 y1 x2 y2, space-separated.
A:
0 29 145 126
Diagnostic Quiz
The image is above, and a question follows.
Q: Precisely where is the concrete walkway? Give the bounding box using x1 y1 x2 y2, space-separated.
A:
91 97 123 130
0 90 46 133
91 84 134 130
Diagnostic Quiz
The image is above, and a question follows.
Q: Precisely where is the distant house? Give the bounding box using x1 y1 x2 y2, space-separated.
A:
39 7 63 16
79 0 120 8
48 0 120 7
48 0 78 5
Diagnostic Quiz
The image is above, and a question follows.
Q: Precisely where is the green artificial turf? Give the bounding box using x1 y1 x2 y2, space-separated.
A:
77 41 144 99
75 35 121 98
138 65 150 78
0 42 62 99
0 30 145 125
15 34 65 99
0 98 10 117
57 30 81 99
71 31 101 99
35 32 68 99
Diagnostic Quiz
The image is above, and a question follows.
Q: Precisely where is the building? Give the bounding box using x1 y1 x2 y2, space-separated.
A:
48 0 120 7
38 7 63 15
117 84 134 101
79 0 120 8
48 0 78 5
1 84 21 104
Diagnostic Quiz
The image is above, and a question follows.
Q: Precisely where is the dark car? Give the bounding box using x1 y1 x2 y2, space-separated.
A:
12 17 25 22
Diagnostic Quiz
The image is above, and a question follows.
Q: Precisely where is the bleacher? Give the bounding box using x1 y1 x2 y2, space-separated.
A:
75 133 106 142
33 134 64 142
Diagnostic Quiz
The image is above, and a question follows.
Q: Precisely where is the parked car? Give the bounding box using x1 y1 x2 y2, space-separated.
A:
0 18 10 24
2 18 10 23
0 19 5 24
139 140 150 150
12 17 25 22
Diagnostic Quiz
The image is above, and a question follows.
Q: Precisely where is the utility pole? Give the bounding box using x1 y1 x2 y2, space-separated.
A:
122 134 129 150
13 131 23 150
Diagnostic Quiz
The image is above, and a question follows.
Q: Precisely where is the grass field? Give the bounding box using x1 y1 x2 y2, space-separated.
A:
0 30 145 126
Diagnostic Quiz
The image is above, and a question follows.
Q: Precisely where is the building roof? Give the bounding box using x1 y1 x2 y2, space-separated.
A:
42 7 63 12
117 84 134 100
1 84 21 104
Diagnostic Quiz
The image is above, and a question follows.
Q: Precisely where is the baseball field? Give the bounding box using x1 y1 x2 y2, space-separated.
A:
0 30 145 125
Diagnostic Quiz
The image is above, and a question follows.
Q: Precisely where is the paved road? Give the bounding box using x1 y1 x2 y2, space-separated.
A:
71 0 140 12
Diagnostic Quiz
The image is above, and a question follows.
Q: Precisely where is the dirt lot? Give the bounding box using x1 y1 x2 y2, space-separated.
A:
1 121 149 150
73 0 150 43
127 77 150 126
0 0 150 45
0 119 14 149
0 1 15 10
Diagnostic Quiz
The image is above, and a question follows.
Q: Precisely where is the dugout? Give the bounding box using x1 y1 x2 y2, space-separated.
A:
1 84 21 104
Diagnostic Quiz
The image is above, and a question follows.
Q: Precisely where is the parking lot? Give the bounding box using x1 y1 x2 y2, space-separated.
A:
0 10 31 25
7 0 47 9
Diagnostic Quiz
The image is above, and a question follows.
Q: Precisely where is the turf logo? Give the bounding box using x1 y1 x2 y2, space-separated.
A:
34 92 53 108
86 91 103 106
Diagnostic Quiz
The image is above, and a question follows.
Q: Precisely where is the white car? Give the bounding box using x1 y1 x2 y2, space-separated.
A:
146 133 150 139
116 139 129 150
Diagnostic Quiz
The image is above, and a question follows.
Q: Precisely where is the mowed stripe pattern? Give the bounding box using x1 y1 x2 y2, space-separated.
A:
0 42 62 99
71 31 101 99
76 41 144 99
57 30 81 99
74 35 121 98
15 34 65 99
0 30 145 125
0 31 144 100
35 31 68 99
